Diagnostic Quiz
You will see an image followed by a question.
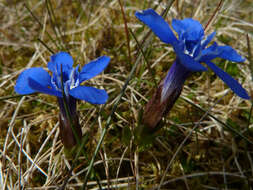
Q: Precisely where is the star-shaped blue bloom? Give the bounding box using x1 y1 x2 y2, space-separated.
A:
135 8 249 100
15 52 110 104
15 52 110 148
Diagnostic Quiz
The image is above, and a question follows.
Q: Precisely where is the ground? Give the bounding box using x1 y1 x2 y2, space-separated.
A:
0 0 253 189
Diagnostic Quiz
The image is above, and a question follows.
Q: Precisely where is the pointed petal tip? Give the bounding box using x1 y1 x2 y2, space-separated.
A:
135 8 154 17
238 57 246 63
135 8 177 44
98 91 109 104
205 61 250 100
237 90 250 100
242 94 250 100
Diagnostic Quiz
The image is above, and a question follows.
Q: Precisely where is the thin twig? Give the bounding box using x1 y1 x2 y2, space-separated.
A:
37 38 55 54
204 0 223 31
118 0 132 68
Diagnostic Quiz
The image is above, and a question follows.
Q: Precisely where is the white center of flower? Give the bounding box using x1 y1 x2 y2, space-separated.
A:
69 68 80 90
70 78 79 90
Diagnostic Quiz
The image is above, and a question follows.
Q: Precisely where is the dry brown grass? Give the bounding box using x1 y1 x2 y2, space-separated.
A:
0 0 253 189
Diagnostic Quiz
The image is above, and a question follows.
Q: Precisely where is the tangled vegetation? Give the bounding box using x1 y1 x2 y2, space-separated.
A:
0 0 253 189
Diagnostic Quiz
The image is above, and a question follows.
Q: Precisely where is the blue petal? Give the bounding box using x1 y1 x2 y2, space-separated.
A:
69 86 108 104
79 56 110 83
173 44 207 72
199 42 218 61
48 52 74 73
135 9 178 44
15 67 51 95
205 61 249 99
200 42 245 62
193 41 202 58
215 45 245 62
172 18 204 41
28 78 63 97
201 31 216 49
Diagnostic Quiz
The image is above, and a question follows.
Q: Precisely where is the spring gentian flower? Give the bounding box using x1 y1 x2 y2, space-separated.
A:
135 9 249 129
15 52 110 148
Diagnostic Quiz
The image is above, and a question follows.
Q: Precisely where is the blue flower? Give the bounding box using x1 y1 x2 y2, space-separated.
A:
15 52 110 148
135 8 249 100
15 52 110 104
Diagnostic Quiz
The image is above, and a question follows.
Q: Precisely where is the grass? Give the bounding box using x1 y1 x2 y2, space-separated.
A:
0 0 253 189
